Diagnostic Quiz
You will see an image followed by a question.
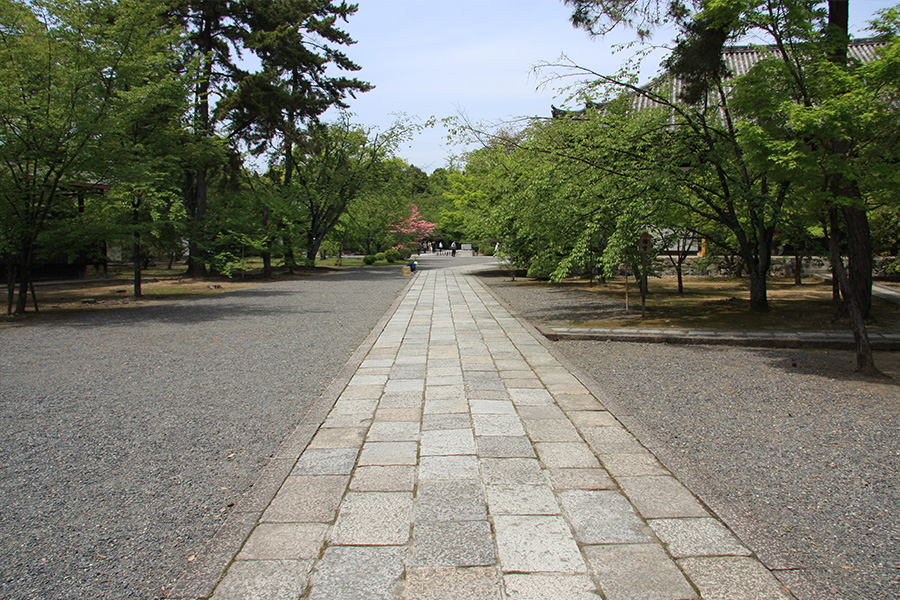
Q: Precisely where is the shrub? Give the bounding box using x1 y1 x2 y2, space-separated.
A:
375 252 386 262
399 247 412 260
384 248 401 263
363 254 377 265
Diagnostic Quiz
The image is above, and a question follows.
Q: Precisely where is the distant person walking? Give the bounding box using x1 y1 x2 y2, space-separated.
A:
451 241 457 257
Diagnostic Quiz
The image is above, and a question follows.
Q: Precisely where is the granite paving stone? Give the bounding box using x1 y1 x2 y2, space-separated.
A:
307 546 406 600
357 441 419 466
523 419 583 442
548 468 616 491
307 427 366 449
404 567 503 600
581 426 648 455
584 544 698 600
485 483 560 515
409 520 496 567
330 491 414 545
239 523 329 560
534 442 601 469
617 476 709 519
349 465 417 492
472 413 527 437
420 428 476 455
601 452 670 477
292 449 360 476
415 480 488 522
474 436 536 458
262 475 349 523
493 515 587 573
211 559 311 600
558 490 654 544
365 421 421 442
480 458 546 485
649 518 751 558
503 573 601 600
677 556 794 600
516 405 567 420
419 455 481 480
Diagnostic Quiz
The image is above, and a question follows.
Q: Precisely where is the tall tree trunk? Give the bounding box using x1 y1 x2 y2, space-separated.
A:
829 207 879 374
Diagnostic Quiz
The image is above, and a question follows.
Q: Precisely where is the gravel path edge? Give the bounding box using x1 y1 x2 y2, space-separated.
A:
165 273 420 600
474 272 836 600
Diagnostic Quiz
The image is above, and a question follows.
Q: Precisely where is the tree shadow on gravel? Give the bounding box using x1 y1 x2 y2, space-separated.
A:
746 347 900 386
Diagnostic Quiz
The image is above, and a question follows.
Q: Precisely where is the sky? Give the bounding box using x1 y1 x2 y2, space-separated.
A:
329 0 897 172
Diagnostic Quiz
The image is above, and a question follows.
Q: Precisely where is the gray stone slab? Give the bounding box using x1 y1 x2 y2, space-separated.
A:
485 484 560 515
678 556 794 600
548 468 616 490
580 426 647 455
350 465 416 492
404 567 503 600
262 475 349 523
378 391 424 408
534 442 601 469
523 419 583 442
425 385 467 400
493 515 586 573
330 491 413 545
480 458 546 485
472 414 527 437
516 405 567 420
475 435 536 458
567 410 618 429
292 448 359 475
470 399 517 415
375 407 421 422
365 421 421 442
617 476 709 519
416 480 488 522
601 452 669 477
357 441 419 466
558 490 654 544
239 523 328 560
308 427 366 449
419 455 480 480
420 428 476 455
211 559 311 600
307 545 405 600
410 520 496 567
424 397 469 414
507 388 554 405
554 393 605 411
338 384 385 400
649 518 751 558
384 378 425 393
423 413 471 430
584 544 698 600
349 374 388 386
322 413 372 429
503 573 600 600
502 377 545 389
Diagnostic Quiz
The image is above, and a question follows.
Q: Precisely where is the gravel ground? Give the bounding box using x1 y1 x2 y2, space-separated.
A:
482 274 900 600
0 267 410 600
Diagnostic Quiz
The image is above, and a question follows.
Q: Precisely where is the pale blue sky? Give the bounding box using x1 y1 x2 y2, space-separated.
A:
331 0 896 172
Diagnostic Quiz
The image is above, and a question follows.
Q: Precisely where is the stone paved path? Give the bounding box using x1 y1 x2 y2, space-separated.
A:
185 266 797 600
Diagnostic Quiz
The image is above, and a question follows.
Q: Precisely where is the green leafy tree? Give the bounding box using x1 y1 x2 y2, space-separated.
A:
0 0 187 314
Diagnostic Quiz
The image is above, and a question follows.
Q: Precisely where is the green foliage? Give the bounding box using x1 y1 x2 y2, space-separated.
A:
363 254 377 265
375 252 386 262
384 248 401 263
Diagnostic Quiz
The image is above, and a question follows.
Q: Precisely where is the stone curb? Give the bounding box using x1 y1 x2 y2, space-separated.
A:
165 273 420 600
544 327 900 350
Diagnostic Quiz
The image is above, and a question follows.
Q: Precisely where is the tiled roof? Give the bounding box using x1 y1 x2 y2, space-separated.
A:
554 37 888 116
